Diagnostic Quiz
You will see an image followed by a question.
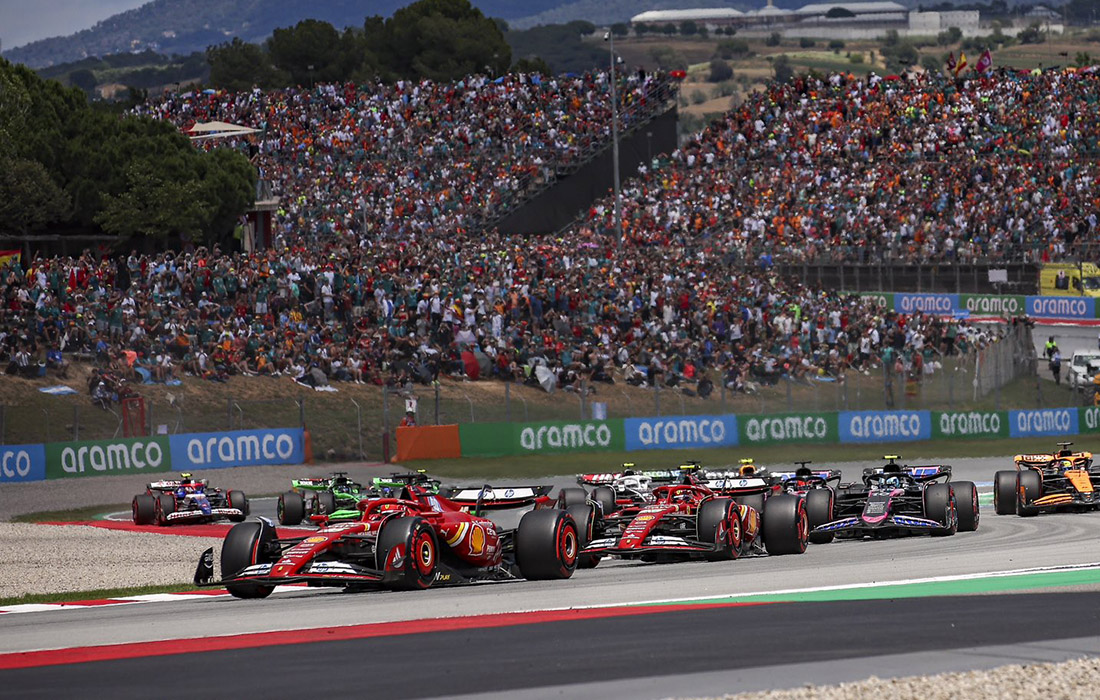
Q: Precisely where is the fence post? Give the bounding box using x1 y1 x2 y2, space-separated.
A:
654 383 661 416
785 376 792 411
226 398 233 430
350 398 364 460
72 405 78 442
580 380 587 420
435 383 441 425
298 398 305 428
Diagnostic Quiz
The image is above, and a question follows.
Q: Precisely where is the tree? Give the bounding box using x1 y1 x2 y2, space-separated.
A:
829 39 846 52
0 158 70 236
1018 23 1045 45
921 54 942 73
267 19 344 86
765 32 781 47
799 37 816 48
95 159 210 242
680 21 698 36
611 22 629 37
884 29 900 47
825 7 856 17
717 39 752 58
382 0 511 82
662 23 678 36
1076 52 1093 67
512 56 552 75
207 38 282 91
635 23 650 36
69 69 97 95
937 26 963 45
773 54 794 83
708 58 733 82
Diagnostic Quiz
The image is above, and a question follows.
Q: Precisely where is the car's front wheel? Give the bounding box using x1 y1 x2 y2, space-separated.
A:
376 516 437 591
222 520 278 599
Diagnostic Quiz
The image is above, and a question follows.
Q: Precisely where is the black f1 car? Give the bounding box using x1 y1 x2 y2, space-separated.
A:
810 457 979 539
995 443 1100 516
133 473 248 526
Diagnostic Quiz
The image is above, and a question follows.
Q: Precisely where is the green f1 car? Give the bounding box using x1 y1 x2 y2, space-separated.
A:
277 470 443 525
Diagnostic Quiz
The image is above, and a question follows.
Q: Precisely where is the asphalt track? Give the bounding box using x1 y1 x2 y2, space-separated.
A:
5 456 1100 698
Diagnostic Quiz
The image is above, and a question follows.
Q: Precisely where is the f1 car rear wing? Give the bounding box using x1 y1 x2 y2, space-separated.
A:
864 464 951 482
770 470 842 484
440 485 552 509
147 479 208 491
577 471 679 486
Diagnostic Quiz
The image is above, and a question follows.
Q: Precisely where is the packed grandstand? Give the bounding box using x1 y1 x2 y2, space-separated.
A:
3 65 1097 400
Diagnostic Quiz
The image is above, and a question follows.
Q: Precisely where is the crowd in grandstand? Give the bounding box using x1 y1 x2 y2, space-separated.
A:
7 64 1097 400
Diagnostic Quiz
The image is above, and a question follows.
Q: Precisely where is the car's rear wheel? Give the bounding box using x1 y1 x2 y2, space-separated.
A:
315 492 337 516
737 493 766 519
566 504 602 569
155 493 176 526
698 498 741 561
993 470 1017 515
132 494 156 525
222 520 277 599
558 488 588 509
376 516 437 590
278 491 305 525
592 486 618 518
762 494 808 555
923 483 957 536
515 509 579 580
1016 470 1042 517
806 489 835 544
227 490 248 522
953 481 980 532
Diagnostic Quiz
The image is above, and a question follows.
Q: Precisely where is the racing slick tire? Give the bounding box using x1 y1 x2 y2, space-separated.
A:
558 488 589 509
277 491 305 525
806 489 835 544
222 520 278 599
132 494 156 525
315 492 338 516
566 504 602 569
737 493 766 521
993 471 1018 516
762 494 809 555
953 480 980 532
515 509 579 580
698 498 741 561
923 483 958 536
1016 470 1043 517
227 490 248 522
592 486 618 519
376 516 438 591
155 493 176 526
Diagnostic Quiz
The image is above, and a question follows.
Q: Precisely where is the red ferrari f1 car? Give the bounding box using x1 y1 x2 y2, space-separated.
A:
195 483 580 598
576 474 809 562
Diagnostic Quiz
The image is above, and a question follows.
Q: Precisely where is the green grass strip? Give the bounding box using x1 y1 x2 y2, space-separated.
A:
636 568 1100 606
12 504 128 523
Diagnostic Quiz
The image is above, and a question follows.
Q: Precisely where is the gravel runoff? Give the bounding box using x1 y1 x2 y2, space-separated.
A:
708 657 1100 700
0 523 221 598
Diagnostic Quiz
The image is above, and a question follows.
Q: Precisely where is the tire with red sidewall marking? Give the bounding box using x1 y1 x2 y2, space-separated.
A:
924 483 958 536
376 516 437 590
155 493 176 526
806 488 835 544
698 497 740 561
1016 470 1042 517
566 504 602 569
221 520 278 599
953 480 979 531
132 494 156 525
762 493 808 555
227 490 248 521
515 509 579 580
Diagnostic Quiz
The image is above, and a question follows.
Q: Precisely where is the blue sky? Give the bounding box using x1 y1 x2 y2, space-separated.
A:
0 0 148 50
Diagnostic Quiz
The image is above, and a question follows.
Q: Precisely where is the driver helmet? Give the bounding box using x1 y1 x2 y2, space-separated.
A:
740 464 756 477
671 489 694 503
884 475 902 490
621 462 636 477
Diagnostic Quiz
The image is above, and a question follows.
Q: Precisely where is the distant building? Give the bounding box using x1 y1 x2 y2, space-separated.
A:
908 10 980 34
